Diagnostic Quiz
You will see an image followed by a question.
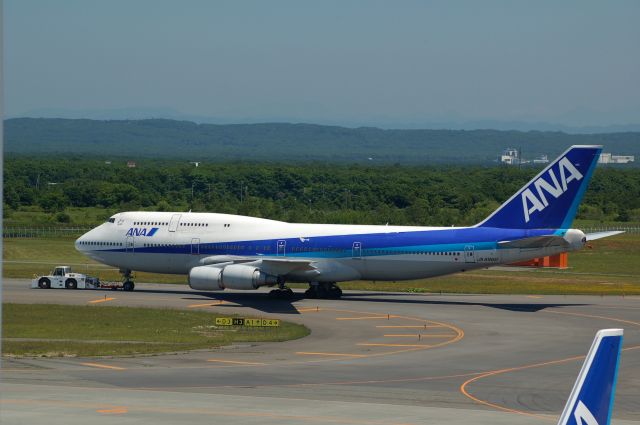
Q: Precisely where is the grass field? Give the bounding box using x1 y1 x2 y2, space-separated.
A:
3 232 639 295
2 304 309 357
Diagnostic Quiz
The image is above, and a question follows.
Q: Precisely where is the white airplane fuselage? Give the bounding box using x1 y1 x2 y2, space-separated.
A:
75 145 604 294
76 211 585 283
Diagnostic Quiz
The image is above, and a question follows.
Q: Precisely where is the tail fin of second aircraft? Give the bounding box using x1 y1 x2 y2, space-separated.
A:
477 145 602 229
557 328 623 425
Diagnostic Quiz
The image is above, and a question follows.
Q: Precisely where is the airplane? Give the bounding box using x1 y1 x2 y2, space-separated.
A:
557 328 623 425
75 145 623 298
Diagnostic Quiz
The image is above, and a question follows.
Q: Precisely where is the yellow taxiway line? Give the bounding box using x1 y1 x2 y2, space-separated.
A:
375 325 444 329
187 301 225 308
356 343 430 348
296 352 366 358
88 297 115 304
335 316 396 321
207 359 266 366
96 407 128 414
383 334 458 338
80 362 126 371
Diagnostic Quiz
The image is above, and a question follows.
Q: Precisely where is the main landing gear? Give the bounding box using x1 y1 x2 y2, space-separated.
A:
268 278 294 299
120 269 135 292
305 282 343 299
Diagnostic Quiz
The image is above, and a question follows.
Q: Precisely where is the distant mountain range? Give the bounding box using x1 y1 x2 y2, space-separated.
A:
5 117 640 165
13 107 640 133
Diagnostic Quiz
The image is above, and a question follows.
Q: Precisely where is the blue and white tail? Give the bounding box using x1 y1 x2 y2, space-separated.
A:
477 145 602 229
558 329 623 425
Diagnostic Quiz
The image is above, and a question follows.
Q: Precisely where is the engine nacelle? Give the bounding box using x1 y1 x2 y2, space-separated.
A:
188 264 278 291
188 266 223 291
220 264 278 290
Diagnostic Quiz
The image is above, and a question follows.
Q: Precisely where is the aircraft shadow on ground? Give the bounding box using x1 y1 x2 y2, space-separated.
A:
133 288 305 314
337 293 589 313
133 288 587 314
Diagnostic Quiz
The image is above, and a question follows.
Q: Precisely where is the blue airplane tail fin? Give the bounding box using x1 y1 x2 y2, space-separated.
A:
477 145 602 229
557 329 623 425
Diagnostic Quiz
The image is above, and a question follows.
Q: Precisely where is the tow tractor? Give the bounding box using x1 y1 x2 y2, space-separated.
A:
31 266 135 291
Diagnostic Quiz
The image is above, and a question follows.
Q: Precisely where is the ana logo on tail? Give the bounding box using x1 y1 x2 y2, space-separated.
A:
558 329 622 425
521 157 583 223
573 401 599 425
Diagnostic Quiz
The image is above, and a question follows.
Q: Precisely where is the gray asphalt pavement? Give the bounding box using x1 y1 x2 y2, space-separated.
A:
2 278 639 425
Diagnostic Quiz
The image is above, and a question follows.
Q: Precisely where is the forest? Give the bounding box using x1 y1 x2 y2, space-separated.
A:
5 156 640 227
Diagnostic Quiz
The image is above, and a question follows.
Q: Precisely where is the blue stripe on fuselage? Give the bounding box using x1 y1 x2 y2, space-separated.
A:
95 227 557 257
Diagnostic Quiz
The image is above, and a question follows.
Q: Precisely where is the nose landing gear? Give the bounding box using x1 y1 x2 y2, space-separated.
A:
120 269 135 292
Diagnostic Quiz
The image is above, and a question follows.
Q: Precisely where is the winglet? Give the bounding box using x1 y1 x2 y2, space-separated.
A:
477 145 602 229
557 329 623 425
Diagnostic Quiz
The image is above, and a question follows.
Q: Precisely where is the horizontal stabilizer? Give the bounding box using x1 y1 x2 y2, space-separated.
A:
586 231 625 241
498 235 569 249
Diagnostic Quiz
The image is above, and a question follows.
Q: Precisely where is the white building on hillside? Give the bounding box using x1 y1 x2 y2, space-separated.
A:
598 153 635 164
500 148 521 165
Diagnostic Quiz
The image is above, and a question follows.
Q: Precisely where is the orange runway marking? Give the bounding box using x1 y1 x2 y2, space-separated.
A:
336 316 396 321
88 297 115 304
547 310 640 327
357 343 430 348
80 362 126 371
383 334 457 338
526 295 543 299
187 301 225 308
97 407 128 414
375 325 443 329
296 307 322 312
460 340 640 421
207 359 266 366
296 352 366 358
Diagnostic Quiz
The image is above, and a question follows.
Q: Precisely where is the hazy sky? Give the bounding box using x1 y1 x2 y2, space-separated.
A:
4 1 640 128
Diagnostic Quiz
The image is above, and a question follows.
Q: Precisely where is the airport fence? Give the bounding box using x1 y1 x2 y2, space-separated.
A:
3 227 92 238
583 227 640 234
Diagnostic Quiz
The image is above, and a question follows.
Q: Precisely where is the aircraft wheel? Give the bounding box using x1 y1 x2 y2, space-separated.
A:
269 288 294 299
123 281 135 292
38 278 51 289
315 285 328 299
329 285 342 299
304 287 317 299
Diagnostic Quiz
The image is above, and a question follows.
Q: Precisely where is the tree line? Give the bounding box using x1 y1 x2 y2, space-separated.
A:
5 157 640 226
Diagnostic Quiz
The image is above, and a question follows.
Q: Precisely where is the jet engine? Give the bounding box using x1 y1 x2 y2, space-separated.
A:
188 264 278 291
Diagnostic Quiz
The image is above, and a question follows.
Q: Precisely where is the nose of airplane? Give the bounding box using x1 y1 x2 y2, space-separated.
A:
75 233 86 252
75 227 96 252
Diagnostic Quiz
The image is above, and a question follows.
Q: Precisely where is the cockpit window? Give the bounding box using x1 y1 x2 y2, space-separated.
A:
107 217 116 223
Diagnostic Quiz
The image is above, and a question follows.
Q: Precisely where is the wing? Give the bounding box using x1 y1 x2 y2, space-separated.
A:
259 258 319 276
199 255 319 276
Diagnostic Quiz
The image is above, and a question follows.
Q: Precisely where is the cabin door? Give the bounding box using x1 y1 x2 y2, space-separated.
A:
464 245 476 263
169 214 182 232
277 240 286 256
352 241 362 259
191 238 200 255
126 236 135 253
